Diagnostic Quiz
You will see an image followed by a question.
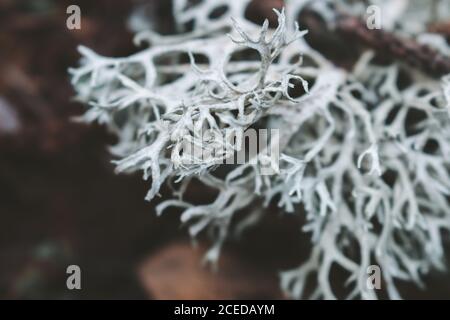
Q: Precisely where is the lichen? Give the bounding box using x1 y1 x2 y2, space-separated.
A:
71 0 450 299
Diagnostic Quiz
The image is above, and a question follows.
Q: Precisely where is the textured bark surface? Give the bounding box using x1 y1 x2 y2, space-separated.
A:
336 14 450 77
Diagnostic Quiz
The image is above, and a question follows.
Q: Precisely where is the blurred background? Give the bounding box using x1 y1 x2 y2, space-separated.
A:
1 0 450 299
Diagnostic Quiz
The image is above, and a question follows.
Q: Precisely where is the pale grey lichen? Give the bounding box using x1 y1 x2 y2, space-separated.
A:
70 0 450 299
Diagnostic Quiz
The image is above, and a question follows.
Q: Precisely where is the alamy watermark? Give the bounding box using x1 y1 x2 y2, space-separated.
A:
367 264 381 290
177 128 280 175
66 264 81 290
66 5 81 30
366 5 382 30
